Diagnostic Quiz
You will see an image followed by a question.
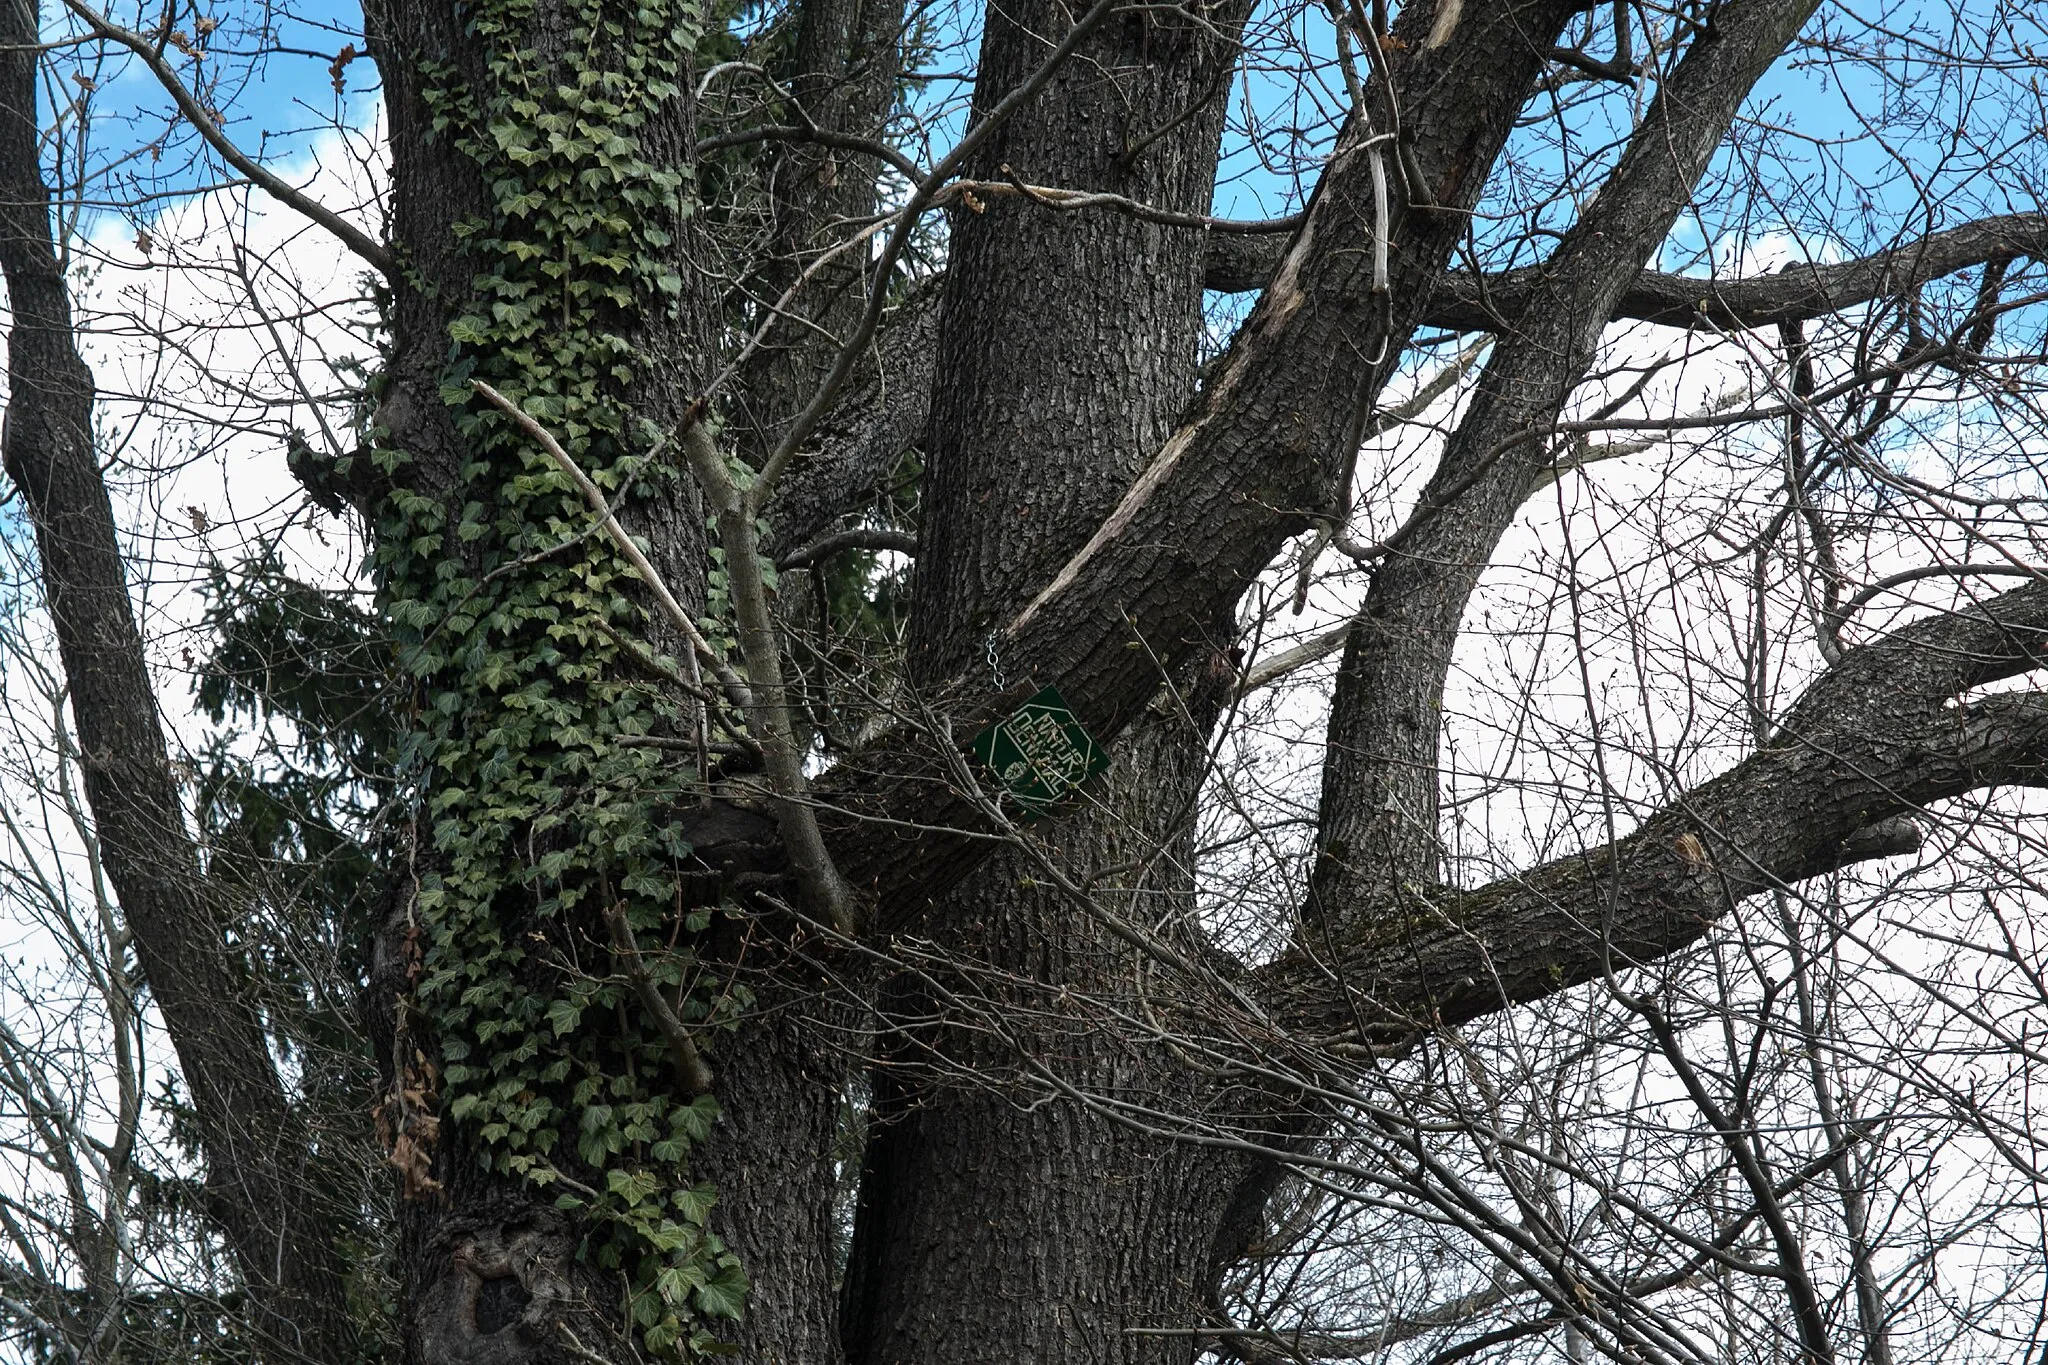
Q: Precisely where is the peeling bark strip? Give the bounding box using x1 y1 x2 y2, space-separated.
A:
0 2 358 1356
816 0 1596 922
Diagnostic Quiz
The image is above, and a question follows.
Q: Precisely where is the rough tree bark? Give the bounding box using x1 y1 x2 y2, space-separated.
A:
838 2 1257 1354
806 0 1601 921
829 10 1596 1346
698 9 908 1361
1311 0 1826 923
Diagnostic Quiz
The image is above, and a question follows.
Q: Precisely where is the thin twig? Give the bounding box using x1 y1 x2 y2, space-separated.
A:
63 0 392 275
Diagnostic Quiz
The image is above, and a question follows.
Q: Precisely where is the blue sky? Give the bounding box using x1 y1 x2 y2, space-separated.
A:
42 0 374 235
43 0 2045 284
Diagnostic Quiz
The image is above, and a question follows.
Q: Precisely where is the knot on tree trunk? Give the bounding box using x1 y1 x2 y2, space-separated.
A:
414 1210 604 1364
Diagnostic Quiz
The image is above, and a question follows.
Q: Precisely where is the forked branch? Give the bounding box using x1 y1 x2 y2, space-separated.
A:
471 381 856 933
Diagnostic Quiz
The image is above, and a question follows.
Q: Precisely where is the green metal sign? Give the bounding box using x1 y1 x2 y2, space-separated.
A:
970 686 1111 819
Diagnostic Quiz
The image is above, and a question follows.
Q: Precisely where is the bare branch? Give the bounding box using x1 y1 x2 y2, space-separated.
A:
1273 580 2048 1039
950 170 1305 236
776 526 917 571
761 280 938 558
470 381 755 715
0 10 358 1345
1239 622 1353 695
677 420 859 933
60 0 393 276
747 0 1124 508
1206 213 2048 334
601 903 715 1095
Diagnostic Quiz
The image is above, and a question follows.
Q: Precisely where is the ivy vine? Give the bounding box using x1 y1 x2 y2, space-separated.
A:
370 0 747 1354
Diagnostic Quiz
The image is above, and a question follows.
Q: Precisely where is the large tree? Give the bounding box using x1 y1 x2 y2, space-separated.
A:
5 0 2048 1361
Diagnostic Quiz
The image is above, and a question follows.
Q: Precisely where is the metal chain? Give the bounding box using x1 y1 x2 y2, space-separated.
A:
983 629 1005 692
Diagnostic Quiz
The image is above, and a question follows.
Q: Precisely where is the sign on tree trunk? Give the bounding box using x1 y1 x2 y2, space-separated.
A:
971 686 1110 819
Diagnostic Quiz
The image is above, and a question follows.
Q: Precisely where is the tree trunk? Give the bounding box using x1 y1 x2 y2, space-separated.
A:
843 717 1259 1365
1310 0 1827 930
0 6 360 1358
361 5 849 1357
844 3 1252 1358
31 0 2048 1357
731 0 905 468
